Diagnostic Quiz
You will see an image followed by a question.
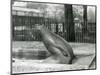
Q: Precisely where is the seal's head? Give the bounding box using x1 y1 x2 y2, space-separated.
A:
34 24 43 30
31 24 47 34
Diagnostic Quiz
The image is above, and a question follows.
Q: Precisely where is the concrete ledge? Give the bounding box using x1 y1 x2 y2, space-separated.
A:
12 62 88 74
12 54 95 74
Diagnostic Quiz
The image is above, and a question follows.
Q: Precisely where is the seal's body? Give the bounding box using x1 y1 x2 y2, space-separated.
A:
34 25 75 64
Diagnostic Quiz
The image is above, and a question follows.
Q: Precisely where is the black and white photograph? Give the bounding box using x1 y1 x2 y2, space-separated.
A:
11 0 96 74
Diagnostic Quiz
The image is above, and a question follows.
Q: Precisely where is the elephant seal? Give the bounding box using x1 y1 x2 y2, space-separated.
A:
33 24 75 64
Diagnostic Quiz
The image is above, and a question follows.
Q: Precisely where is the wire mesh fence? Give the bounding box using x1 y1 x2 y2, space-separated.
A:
12 14 96 43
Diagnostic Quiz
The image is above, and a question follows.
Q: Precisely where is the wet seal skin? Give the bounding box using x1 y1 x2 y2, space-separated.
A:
33 24 75 64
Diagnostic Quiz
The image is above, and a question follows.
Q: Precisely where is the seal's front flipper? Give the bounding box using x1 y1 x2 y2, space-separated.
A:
46 46 72 64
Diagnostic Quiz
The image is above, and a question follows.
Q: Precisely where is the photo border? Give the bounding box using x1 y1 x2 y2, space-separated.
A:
10 0 97 74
